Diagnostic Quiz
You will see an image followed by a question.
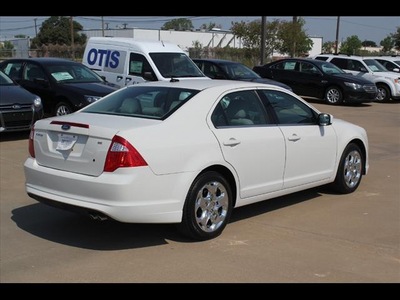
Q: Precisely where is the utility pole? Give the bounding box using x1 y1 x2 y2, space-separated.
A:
70 16 75 60
260 16 266 65
34 18 38 38
292 16 297 58
335 16 340 54
101 16 105 37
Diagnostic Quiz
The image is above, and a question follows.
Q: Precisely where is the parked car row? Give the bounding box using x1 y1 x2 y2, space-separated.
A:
311 54 400 102
252 54 400 104
253 58 378 105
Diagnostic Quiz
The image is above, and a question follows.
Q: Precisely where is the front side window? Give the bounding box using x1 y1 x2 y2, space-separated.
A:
129 53 156 80
260 90 317 125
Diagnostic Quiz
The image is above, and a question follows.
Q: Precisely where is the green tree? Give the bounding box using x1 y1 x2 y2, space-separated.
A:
161 18 194 31
361 40 377 47
380 36 395 54
200 22 220 31
275 17 313 57
31 16 87 48
0 41 14 57
14 34 28 38
339 35 362 55
322 41 336 53
391 27 400 51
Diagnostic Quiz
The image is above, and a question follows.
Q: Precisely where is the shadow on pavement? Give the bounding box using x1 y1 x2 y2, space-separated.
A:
0 131 30 142
11 186 331 249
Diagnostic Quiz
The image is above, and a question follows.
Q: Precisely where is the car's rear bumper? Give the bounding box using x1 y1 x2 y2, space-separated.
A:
24 157 191 224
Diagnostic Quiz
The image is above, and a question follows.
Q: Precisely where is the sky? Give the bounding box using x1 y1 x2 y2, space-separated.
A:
0 16 399 45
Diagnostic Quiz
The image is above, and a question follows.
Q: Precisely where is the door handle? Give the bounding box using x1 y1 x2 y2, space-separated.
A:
223 138 241 147
287 134 300 141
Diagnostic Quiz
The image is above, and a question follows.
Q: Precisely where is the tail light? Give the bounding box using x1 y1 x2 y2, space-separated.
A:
28 127 35 158
104 135 148 172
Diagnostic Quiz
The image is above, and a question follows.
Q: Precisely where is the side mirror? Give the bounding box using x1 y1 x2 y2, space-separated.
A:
143 71 157 81
392 67 400 73
318 113 332 126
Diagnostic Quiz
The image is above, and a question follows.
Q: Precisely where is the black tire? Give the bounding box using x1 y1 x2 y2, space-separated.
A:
324 86 343 105
375 84 391 102
54 101 73 116
331 143 363 194
177 171 233 241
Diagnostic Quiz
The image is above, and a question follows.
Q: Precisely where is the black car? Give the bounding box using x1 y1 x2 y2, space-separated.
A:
0 70 44 133
0 58 119 116
192 58 292 91
253 58 378 105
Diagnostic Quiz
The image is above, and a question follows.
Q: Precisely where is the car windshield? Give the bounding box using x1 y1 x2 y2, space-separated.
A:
223 62 259 79
150 53 205 78
47 64 104 83
320 62 345 75
363 59 388 72
82 85 199 120
0 70 15 85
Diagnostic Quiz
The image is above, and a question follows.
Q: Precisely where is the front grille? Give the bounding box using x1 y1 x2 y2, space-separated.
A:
0 104 34 131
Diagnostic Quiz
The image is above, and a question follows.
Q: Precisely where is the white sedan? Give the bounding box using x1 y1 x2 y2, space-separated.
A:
24 79 369 240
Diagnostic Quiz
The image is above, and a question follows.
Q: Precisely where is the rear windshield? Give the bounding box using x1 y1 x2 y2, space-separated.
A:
82 85 199 120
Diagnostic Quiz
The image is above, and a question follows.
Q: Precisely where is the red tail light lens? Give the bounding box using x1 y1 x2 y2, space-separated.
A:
28 128 35 158
104 135 148 172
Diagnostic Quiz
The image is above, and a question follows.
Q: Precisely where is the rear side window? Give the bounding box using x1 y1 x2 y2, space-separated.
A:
1 62 23 81
211 90 270 127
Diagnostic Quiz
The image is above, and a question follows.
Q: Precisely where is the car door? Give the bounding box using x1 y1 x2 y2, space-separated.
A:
19 62 54 111
267 60 302 93
259 89 337 188
292 61 325 98
209 89 286 199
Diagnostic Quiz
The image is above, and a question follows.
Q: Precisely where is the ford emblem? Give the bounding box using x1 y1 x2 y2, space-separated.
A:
61 124 71 130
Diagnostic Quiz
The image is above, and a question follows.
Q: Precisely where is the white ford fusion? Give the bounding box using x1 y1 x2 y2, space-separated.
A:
24 79 369 240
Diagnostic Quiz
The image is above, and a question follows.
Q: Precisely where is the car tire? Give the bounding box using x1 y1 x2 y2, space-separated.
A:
177 171 233 241
375 84 391 102
331 143 363 194
54 101 73 116
325 86 343 105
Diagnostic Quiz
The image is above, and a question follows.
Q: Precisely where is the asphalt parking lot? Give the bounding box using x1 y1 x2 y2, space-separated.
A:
0 99 399 283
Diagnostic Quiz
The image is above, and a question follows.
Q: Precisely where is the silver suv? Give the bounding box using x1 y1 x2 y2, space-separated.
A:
369 56 400 73
312 54 400 102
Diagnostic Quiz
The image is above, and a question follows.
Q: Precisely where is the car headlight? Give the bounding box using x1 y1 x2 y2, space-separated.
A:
344 82 363 90
85 95 102 103
33 96 42 108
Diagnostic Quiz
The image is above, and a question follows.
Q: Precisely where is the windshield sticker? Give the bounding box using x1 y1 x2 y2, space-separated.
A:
52 72 74 81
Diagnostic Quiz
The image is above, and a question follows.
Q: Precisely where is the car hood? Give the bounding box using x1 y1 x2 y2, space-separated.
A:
60 82 119 95
0 85 38 105
331 73 375 84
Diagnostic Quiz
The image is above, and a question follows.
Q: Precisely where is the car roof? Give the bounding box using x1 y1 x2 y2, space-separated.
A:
1 57 78 66
129 78 284 91
193 58 243 65
267 57 325 65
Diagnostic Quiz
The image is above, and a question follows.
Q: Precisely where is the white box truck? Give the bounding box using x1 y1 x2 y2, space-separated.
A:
82 37 209 88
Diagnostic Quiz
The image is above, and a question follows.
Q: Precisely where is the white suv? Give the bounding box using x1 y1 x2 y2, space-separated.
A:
312 54 400 102
369 56 400 73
